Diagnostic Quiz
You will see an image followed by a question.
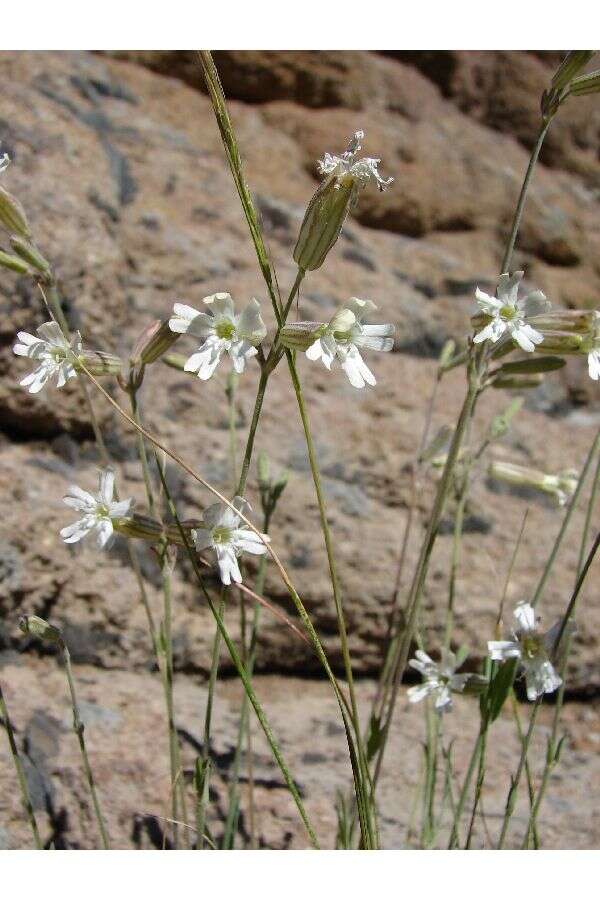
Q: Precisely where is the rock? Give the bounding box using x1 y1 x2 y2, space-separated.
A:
0 50 599 689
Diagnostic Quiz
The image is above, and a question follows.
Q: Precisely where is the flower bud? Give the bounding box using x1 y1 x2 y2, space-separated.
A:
9 236 51 275
528 310 596 335
280 322 325 352
532 332 583 355
257 450 270 489
551 51 594 92
489 398 523 439
0 185 31 238
132 319 180 366
491 374 544 390
79 349 123 377
293 177 359 272
569 70 600 96
19 615 62 644
0 249 31 275
494 356 565 376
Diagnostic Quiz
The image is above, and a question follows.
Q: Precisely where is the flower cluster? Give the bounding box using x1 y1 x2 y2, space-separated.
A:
13 321 82 394
409 601 573 714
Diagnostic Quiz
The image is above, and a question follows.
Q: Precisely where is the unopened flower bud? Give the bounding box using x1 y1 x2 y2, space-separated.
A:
0 249 31 274
133 319 180 366
489 398 523 439
551 51 594 92
491 374 544 390
532 332 583 355
280 322 325 352
19 615 62 644
528 310 596 335
437 339 456 373
257 450 270 488
0 185 31 238
79 350 123 377
494 356 565 376
569 70 600 97
9 236 51 275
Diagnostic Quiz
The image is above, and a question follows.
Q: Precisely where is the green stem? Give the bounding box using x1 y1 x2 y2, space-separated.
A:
448 725 485 848
500 121 551 273
61 641 110 848
204 590 226 768
0 680 42 849
532 426 600 607
156 464 320 849
373 365 481 792
159 552 182 848
286 350 377 847
497 700 541 849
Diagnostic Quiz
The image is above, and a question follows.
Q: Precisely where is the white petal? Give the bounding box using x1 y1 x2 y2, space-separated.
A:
475 288 502 313
407 683 435 704
514 602 536 633
202 501 228 529
215 545 242 585
588 351 600 381
344 297 377 322
184 337 224 380
98 469 115 506
236 298 267 343
488 640 521 661
204 292 235 318
306 338 323 361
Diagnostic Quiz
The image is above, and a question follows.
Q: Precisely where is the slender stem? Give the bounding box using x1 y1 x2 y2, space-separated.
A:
576 446 600 577
156 464 320 848
373 366 481 792
159 552 182 848
0 681 42 849
286 350 377 847
448 726 485 848
497 700 541 849
204 589 226 768
237 369 268 498
532 425 600 607
61 641 110 848
500 121 551 273
130 389 156 517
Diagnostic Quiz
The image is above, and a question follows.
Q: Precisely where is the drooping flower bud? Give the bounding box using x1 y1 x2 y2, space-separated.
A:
19 615 62 644
531 332 583 355
0 249 31 274
114 514 165 542
9 236 51 275
0 186 31 238
293 130 393 272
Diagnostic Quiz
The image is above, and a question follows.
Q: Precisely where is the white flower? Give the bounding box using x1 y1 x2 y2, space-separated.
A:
168 293 267 381
318 131 393 192
488 602 573 701
306 297 394 389
473 271 549 352
60 469 133 549
588 348 600 381
13 321 82 394
0 150 9 173
407 649 472 714
192 496 270 586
